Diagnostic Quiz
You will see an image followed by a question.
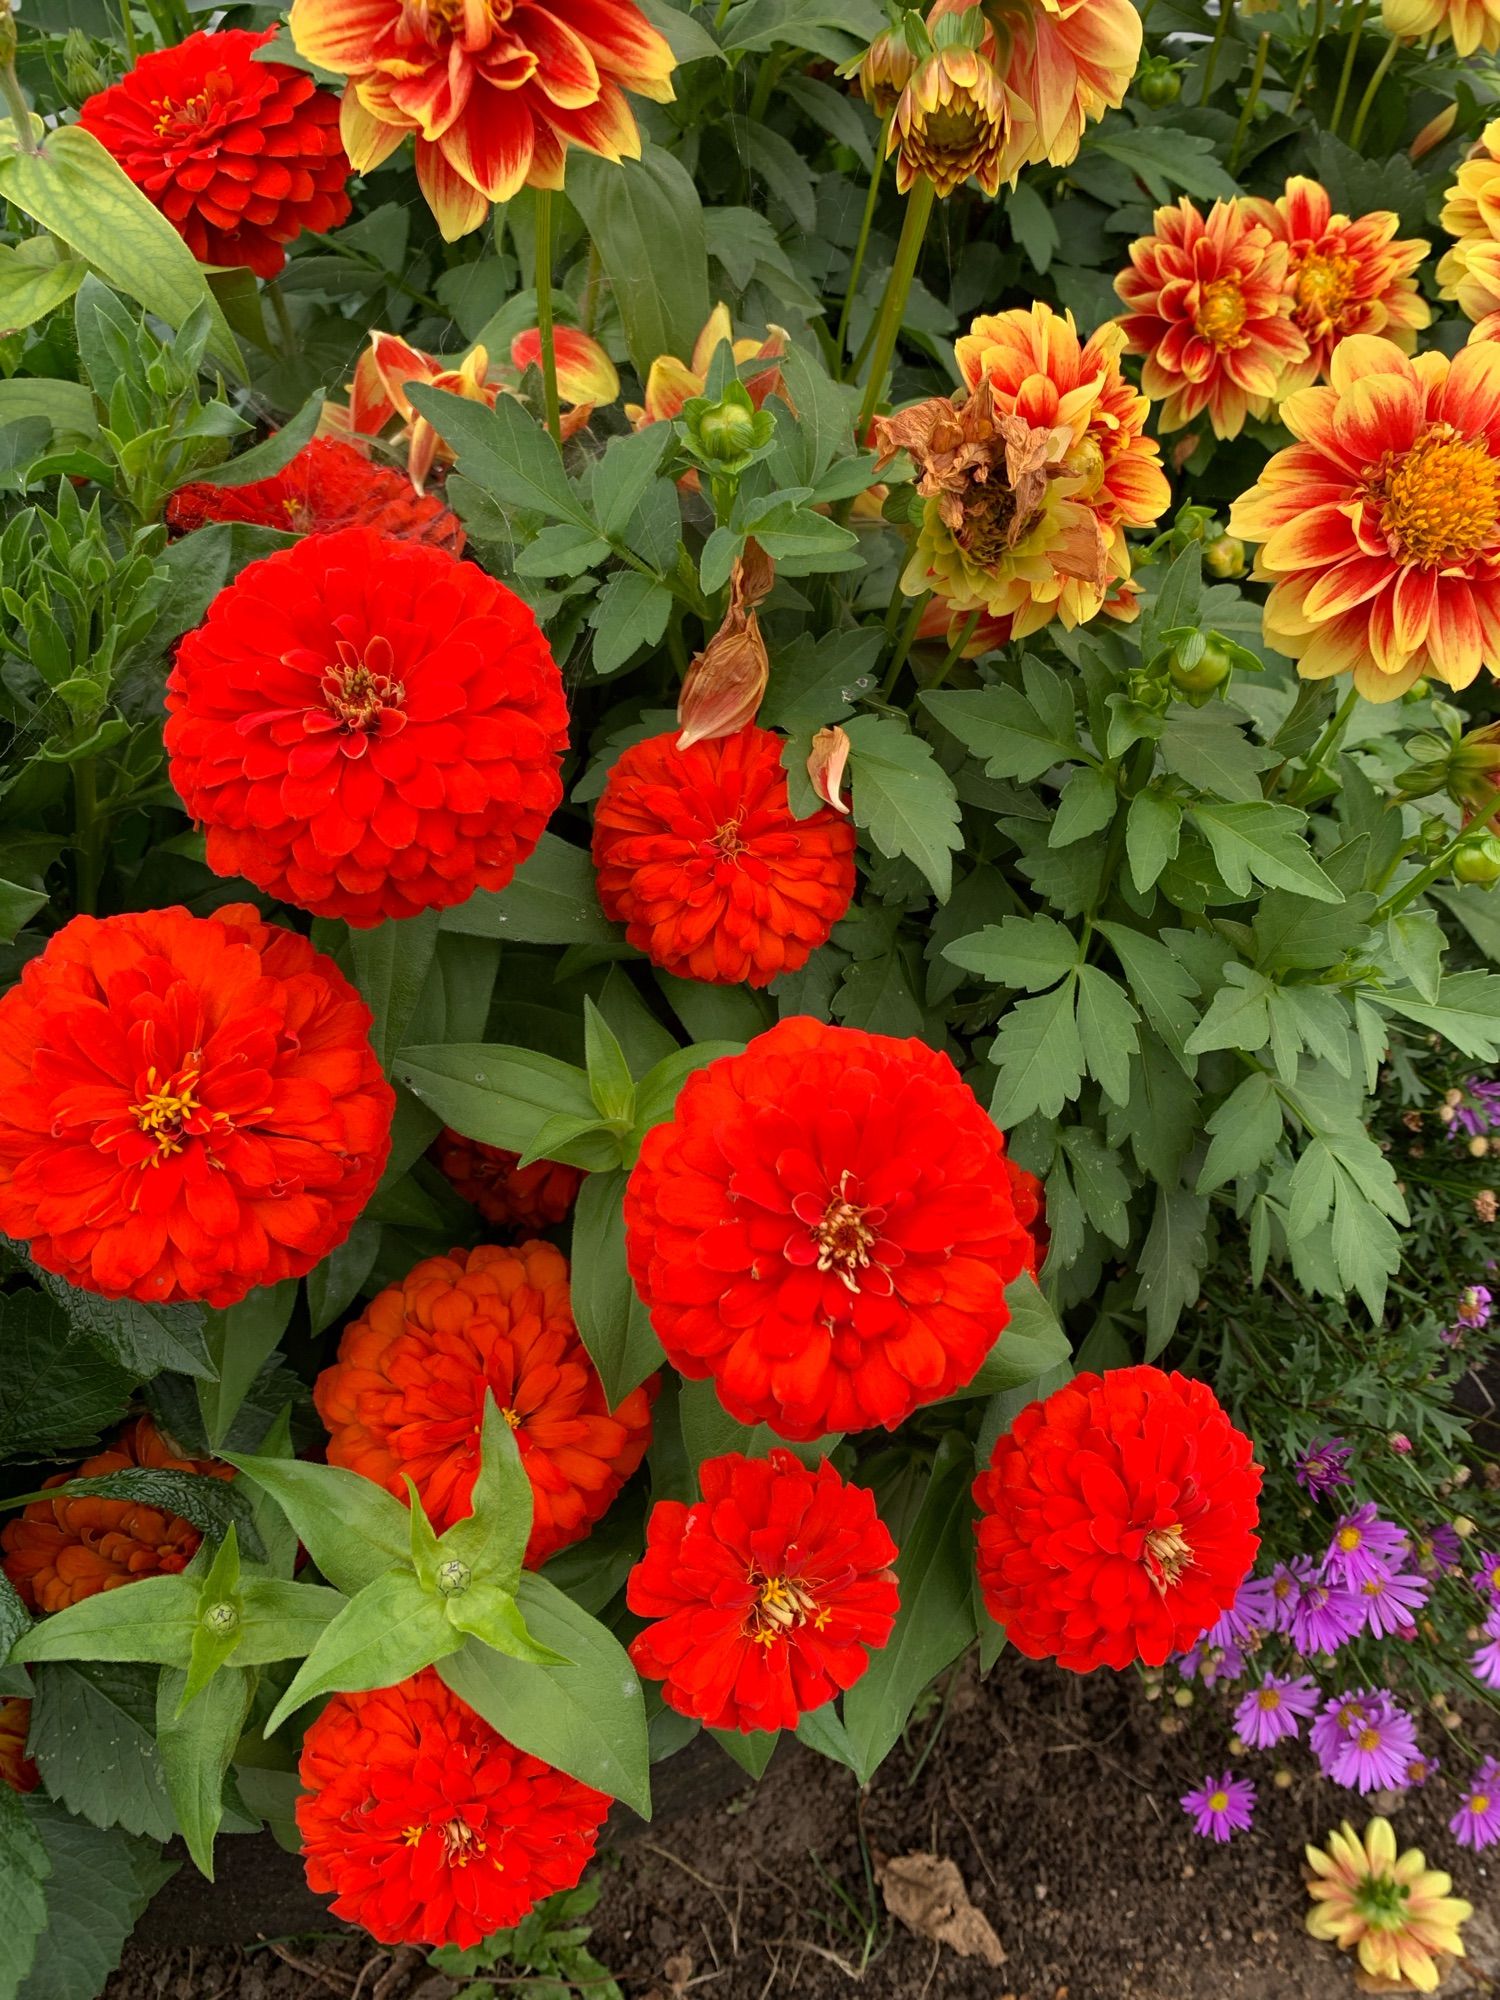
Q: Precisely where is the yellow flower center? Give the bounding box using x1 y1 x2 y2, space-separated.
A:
1471 1792 1492 1815
710 812 748 861
130 1064 204 1161
1207 1790 1229 1813
322 636 407 732
1194 278 1249 348
1336 1525 1362 1551
1256 1688 1282 1711
747 1573 826 1645
152 89 212 137
815 1187 879 1287
439 1816 489 1868
500 1406 521 1430
1293 249 1358 338
1373 426 1500 568
1143 1524 1193 1594
1357 1727 1382 1751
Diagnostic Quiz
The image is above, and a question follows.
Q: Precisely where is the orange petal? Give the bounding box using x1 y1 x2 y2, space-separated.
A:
368 330 436 424
511 326 621 407
288 0 394 75
340 87 409 173
808 726 851 814
414 136 492 240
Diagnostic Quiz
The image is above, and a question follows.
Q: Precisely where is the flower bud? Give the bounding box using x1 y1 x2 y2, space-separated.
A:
203 1600 239 1634
808 725 852 815
688 381 769 466
61 28 106 102
1168 634 1234 697
436 1558 471 1597
857 27 917 116
677 574 770 752
1471 1135 1492 1157
1135 55 1183 106
1202 534 1245 580
1410 102 1458 161
1454 1515 1477 1539
1454 831 1500 886
0 1 16 72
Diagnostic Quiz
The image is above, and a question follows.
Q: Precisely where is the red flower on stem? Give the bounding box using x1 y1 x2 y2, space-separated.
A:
430 1132 583 1234
167 437 464 552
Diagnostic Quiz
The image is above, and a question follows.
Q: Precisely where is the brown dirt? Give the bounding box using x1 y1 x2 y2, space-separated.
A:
107 1658 1500 2000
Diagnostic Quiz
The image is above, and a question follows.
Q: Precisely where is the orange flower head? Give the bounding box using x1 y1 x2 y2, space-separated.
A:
2 1417 232 1614
1230 335 1500 700
626 1451 900 1733
1116 197 1309 438
1243 177 1430 394
166 436 464 551
78 28 351 278
314 1242 656 1566
857 27 918 114
1439 122 1500 326
0 908 392 1306
430 1131 583 1233
624 1018 1043 1439
1305 1817 1472 1991
288 0 676 241
0 1700 37 1794
973 1366 1262 1672
626 305 787 429
889 43 1021 197
1384 0 1500 55
592 726 858 988
297 1669 609 1947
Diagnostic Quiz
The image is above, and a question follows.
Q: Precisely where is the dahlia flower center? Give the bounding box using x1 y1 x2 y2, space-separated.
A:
1293 250 1357 335
922 103 985 154
322 637 407 733
958 483 1036 567
1372 427 1500 568
1194 278 1249 349
747 1572 824 1642
500 1405 521 1429
130 1064 209 1160
1142 1522 1193 1593
403 0 519 52
1353 1870 1411 1928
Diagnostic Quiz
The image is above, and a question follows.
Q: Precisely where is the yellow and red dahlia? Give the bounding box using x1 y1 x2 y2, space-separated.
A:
1116 197 1308 438
625 305 786 429
1305 1818 1472 1992
288 0 676 240
1230 336 1500 699
856 26 919 115
430 1132 583 1234
1439 122 1500 327
1384 0 1500 54
889 43 1021 197
1243 177 1430 395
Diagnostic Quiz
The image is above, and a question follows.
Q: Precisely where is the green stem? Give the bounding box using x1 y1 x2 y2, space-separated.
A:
117 0 139 64
1198 0 1237 105
926 609 982 691
714 0 733 26
1329 0 1370 138
580 242 602 338
1287 0 1326 113
1347 28 1400 148
881 590 931 699
533 187 561 448
835 108 893 375
72 759 103 917
1229 32 1271 172
855 175 935 439
266 279 296 357
0 55 37 152
746 48 791 124
1375 778 1500 922
1286 686 1360 803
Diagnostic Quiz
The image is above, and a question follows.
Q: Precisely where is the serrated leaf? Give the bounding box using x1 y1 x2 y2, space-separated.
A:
407 383 593 530
25 1264 211 1381
943 913 1078 991
18 1799 173 2000
1190 801 1344 903
1134 1186 1209 1359
589 569 673 675
1049 765 1117 848
1198 1073 1284 1192
1160 706 1275 805
1097 921 1199 1059
1088 121 1239 200
0 1788 48 2000
921 683 1076 784
1074 964 1139 1108
29 1662 175 1840
0 1290 134 1462
988 977 1084 1126
1125 789 1181 893
1183 963 1274 1056
841 715 961 902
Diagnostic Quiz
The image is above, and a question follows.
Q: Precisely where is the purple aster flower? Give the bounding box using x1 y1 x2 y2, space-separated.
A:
1357 1567 1430 1639
1450 1758 1500 1851
1322 1504 1409 1588
1405 1753 1439 1788
1473 1549 1500 1596
1180 1770 1256 1842
1203 1573 1278 1651
1311 1689 1420 1794
1452 1077 1500 1139
1470 1603 1500 1690
1176 1641 1246 1688
1293 1436 1353 1499
1280 1557 1366 1655
1232 1672 1320 1750
1413 1524 1462 1574
1389 1433 1413 1455
1457 1283 1493 1329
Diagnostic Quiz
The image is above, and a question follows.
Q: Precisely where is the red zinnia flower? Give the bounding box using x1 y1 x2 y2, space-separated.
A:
79 28 351 278
164 526 568 927
624 1019 1042 1439
973 1365 1262 1673
1 1417 232 1613
314 1243 656 1565
626 1450 899 1733
0 906 391 1307
591 727 858 988
166 437 463 552
0 1700 37 1794
297 1669 609 1947
430 1131 583 1234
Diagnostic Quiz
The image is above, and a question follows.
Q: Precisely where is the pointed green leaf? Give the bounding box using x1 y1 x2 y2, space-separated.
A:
156 1664 254 1880
224 1452 411 1598
10 1575 197 1668
265 1569 460 1734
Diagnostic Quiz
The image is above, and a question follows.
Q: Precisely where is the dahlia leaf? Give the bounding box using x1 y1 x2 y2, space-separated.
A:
9 1575 197 1669
568 144 711 380
13 1799 172 2000
27 1663 176 1841
1050 765 1118 849
1007 181 1058 275
840 714 961 902
1140 544 1204 662
1198 1073 1285 1194
1086 121 1239 203
1075 965 1141 1110
921 684 1078 785
1190 801 1345 904
964 1275 1072 1397
1124 791 1182 896
1097 922 1201 1059
1372 970 1500 1061
406 384 593 533
1134 1185 1210 1359
0 1786 48 2000
1183 963 1275 1057
263 1569 461 1735
224 1452 411 1598
1328 1169 1402 1321
513 521 613 579
569 1169 666 1407
155 1664 254 1883
1160 704 1277 808
1106 1032 1199 1184
186 386 324 489
987 979 1085 1127
590 425 673 541
944 913 1079 992
589 571 674 676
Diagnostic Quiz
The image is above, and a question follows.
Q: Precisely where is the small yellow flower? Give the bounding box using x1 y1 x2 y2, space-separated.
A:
1305 1817 1471 1995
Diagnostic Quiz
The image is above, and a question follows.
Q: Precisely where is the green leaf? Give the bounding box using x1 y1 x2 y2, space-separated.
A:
711 1726 779 1778
9 1468 260 1564
922 674 1077 784
1074 964 1139 1109
1198 1073 1284 1191
351 909 442 1074
0 879 46 943
25 1264 211 1381
1097 922 1200 1059
156 1664 254 1880
1087 120 1239 200
10 1574 197 1669
394 1043 609 1162
224 1452 411 1598
0 128 242 378
0 242 85 332
590 425 673 538
944 913 1078 991
631 1042 742 1141
443 833 617 945
18 1800 173 2000
583 996 636 1123
197 1280 297 1452
794 1702 860 1771
0 379 96 441
1050 766 1117 848
266 1568 460 1734
1125 790 1182 894
0 1290 134 1460
440 1572 651 1818
1141 544 1204 657
407 383 593 530
964 1274 1072 1395
569 1169 665 1406
0 1788 48 2000
514 519 612 577
841 715 961 902
676 1375 840 1469
29 1662 175 1840
988 977 1084 1126
841 1437 976 1785
1135 1186 1209 1359
1184 962 1273 1056
439 1396 534 1589
1374 970 1500 1060
589 570 674 675
1007 180 1058 272
1159 705 1275 805
1190 801 1344 903
567 142 710 378
188 387 324 487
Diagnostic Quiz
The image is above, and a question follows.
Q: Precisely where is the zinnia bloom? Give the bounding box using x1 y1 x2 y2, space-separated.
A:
625 305 786 429
1229 336 1500 699
624 1019 1042 1439
430 1131 582 1235
0 1699 36 1795
288 0 676 240
297 1669 609 1946
591 727 858 988
1241 177 1429 395
1385 0 1500 55
0 907 391 1306
1180 1769 1256 1841
972 1365 1262 1673
1450 1757 1500 1850
1116 197 1308 438
1306 1818 1471 1991
1439 124 1500 324
315 1243 655 1566
166 436 463 551
164 526 568 927
79 28 350 278
2 1417 231 1613
626 1450 899 1733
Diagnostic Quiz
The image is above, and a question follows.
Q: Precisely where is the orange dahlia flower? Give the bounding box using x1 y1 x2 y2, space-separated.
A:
288 0 676 240
164 526 568 927
627 1451 900 1733
1229 336 1500 699
0 907 391 1306
1439 123 1500 327
297 1669 609 1947
855 27 919 115
0 1700 36 1794
1242 177 1429 396
1384 0 1500 53
314 1243 656 1566
78 28 351 278
889 43 1022 198
1116 197 1308 438
624 1019 1043 1440
166 436 464 552
591 727 858 988
430 1132 583 1234
973 1366 1262 1672
1 1417 231 1614
625 304 786 428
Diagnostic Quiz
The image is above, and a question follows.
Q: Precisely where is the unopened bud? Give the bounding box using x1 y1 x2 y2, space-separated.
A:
1202 534 1245 580
203 1600 239 1634
1471 1135 1492 1158
691 382 766 465
1172 1686 1193 1708
1454 1514 1477 1537
61 27 106 101
677 602 769 750
436 1559 471 1597
808 725 852 815
1410 102 1458 161
856 27 917 115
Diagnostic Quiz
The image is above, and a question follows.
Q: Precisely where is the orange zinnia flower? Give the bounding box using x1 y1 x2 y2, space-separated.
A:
0 1700 37 1794
1 1417 231 1614
430 1132 583 1234
1242 177 1429 396
166 436 464 551
288 0 676 240
1116 197 1308 438
1384 0 1500 53
1439 122 1500 327
315 1243 656 1566
1230 336 1500 699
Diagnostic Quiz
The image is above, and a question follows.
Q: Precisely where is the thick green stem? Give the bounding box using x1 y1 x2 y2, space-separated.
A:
72 760 103 917
1288 0 1326 112
533 187 561 448
927 609 982 691
1198 0 1237 105
1375 778 1500 921
855 174 935 439
266 278 296 357
835 108 894 375
1286 686 1360 803
1229 32 1271 171
881 590 931 699
746 48 790 124
1348 29 1400 147
0 55 38 153
1329 0 1371 137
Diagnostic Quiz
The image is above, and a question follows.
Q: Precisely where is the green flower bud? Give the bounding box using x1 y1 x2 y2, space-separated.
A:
1135 56 1182 106
203 1600 239 1635
436 1558 472 1597
1169 635 1233 696
1202 534 1246 580
1454 833 1500 887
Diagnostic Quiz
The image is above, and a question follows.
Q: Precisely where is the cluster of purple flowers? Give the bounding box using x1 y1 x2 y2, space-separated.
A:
1309 1687 1421 1792
1450 1076 1500 1140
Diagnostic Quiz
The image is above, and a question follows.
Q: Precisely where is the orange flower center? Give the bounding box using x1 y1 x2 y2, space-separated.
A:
402 0 520 52
152 90 212 137
710 812 747 860
1142 1523 1193 1594
1472 1792 1493 1815
1356 1727 1382 1751
440 1815 488 1866
130 1063 206 1160
500 1405 521 1429
1194 277 1249 349
1293 249 1358 338
322 637 407 731
747 1572 826 1644
1372 426 1500 568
